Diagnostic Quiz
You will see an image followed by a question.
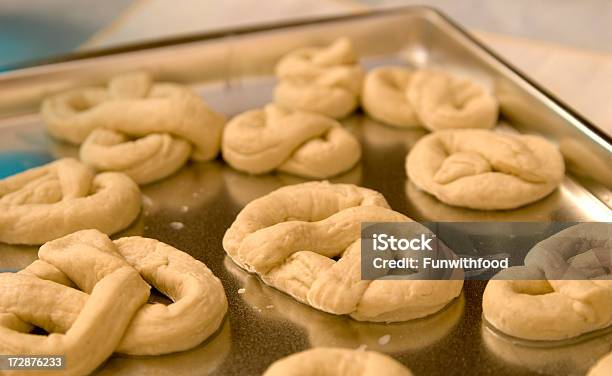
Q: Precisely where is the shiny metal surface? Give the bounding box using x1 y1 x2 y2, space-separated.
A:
1 7 611 376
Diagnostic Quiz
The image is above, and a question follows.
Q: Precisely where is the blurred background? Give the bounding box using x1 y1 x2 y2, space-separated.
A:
2 0 612 67
1 0 611 133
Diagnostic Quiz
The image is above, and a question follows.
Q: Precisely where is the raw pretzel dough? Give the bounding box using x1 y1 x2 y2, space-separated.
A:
42 72 226 184
0 229 227 375
81 128 191 185
589 352 612 376
222 104 361 178
406 70 498 130
112 235 228 355
274 38 364 118
524 223 611 280
405 129 564 210
0 158 140 245
361 66 419 128
223 181 463 322
483 224 612 341
263 348 413 376
0 231 150 376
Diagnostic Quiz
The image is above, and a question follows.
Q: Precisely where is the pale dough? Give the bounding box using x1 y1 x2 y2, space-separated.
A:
111 236 228 355
222 104 361 179
589 352 612 376
405 129 565 210
262 348 413 376
524 223 611 280
0 229 227 375
406 69 498 130
274 38 364 119
483 224 612 341
42 72 226 184
223 181 463 322
0 231 150 376
0 158 141 245
81 128 191 185
361 66 419 128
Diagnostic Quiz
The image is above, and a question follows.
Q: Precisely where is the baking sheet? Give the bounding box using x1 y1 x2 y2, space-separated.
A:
1 7 611 376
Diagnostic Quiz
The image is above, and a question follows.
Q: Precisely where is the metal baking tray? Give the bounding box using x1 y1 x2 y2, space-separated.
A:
1 6 611 376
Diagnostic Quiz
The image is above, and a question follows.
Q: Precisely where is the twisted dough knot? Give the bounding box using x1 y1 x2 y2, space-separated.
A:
524 223 611 280
406 69 498 130
222 104 361 178
406 129 565 210
0 158 140 245
223 181 462 322
0 229 227 376
42 72 226 184
274 38 364 119
362 67 420 128
483 224 612 341
263 348 413 376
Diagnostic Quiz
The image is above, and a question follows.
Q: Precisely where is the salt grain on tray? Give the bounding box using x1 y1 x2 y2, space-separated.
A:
378 334 391 345
169 221 184 230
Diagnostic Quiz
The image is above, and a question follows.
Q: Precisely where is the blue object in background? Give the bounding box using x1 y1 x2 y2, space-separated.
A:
0 14 84 70
0 1 132 70
0 151 54 178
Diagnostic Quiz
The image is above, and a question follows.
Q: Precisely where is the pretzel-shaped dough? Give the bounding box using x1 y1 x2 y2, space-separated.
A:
80 128 191 185
222 104 361 178
405 129 564 210
524 223 611 279
0 229 227 375
362 67 420 128
263 348 413 376
42 72 226 184
0 230 150 376
274 38 364 119
589 352 612 376
483 224 612 341
0 158 140 245
223 181 463 322
406 70 498 130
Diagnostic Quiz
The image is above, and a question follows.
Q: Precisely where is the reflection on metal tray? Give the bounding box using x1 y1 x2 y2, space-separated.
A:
0 6 611 376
